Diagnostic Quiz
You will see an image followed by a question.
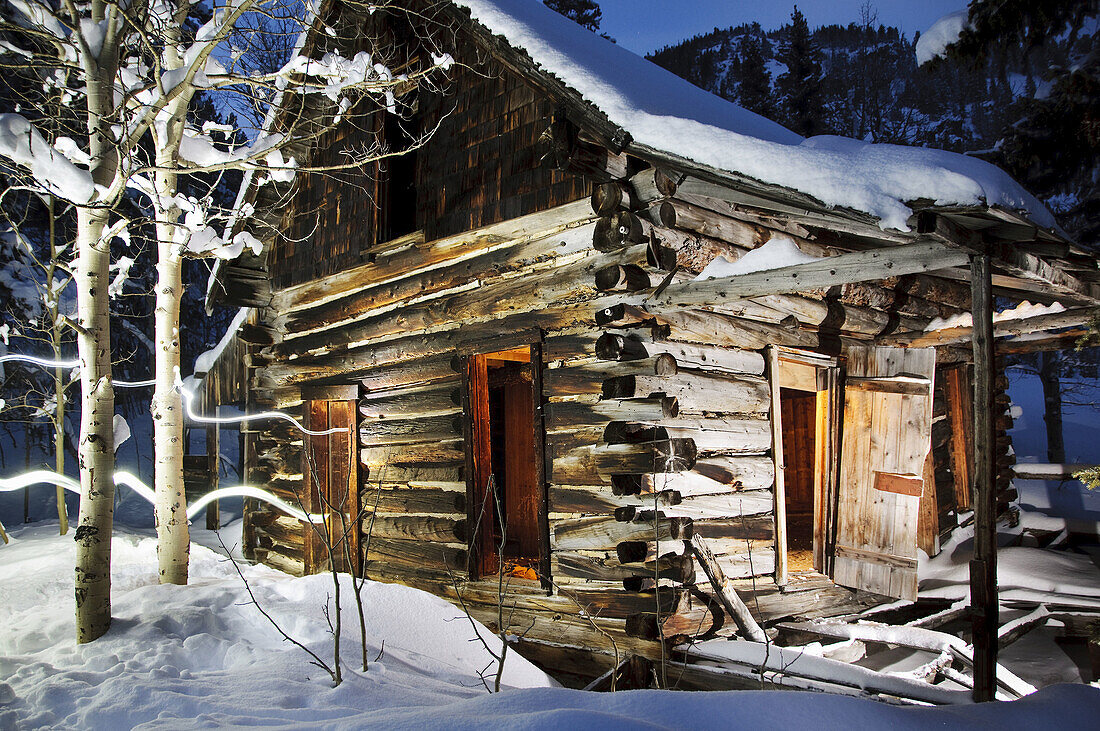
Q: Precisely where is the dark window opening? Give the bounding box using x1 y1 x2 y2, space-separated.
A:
378 113 419 243
466 346 543 579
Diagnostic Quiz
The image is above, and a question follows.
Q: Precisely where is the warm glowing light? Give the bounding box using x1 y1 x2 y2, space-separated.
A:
0 470 325 524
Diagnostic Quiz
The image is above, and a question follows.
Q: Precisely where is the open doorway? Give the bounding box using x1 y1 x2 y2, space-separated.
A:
465 345 546 580
770 348 841 585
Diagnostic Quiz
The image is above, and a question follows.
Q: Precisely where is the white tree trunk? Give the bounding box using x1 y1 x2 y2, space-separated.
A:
74 206 115 643
48 194 69 535
152 96 190 585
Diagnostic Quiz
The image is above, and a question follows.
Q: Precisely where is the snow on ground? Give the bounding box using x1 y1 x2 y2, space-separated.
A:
454 0 1053 231
3 525 1100 729
0 522 555 729
920 529 1100 607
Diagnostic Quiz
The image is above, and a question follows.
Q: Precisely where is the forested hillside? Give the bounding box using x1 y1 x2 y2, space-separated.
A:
647 7 1098 240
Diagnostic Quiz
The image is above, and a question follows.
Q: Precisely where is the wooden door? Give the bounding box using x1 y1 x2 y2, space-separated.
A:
833 346 935 600
303 397 360 575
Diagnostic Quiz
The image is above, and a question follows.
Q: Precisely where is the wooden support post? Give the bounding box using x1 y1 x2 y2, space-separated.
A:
970 253 998 702
768 347 788 587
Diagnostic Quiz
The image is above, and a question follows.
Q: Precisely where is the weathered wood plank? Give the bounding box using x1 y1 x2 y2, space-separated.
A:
640 242 970 312
553 514 693 550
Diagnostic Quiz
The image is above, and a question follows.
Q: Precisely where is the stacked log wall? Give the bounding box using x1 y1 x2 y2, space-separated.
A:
246 146 989 668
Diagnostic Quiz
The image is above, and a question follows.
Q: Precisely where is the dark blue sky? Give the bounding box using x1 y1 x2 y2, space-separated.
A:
598 1 966 55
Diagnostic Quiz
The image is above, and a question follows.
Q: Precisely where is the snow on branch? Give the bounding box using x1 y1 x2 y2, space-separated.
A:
0 114 95 204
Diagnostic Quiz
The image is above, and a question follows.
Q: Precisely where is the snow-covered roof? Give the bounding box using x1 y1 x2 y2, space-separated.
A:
455 0 1054 232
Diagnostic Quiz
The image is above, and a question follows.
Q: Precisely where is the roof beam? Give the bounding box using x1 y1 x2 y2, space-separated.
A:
878 306 1100 348
918 212 1100 305
634 240 969 312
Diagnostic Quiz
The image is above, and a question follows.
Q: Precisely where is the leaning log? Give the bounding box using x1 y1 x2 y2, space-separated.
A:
690 534 767 642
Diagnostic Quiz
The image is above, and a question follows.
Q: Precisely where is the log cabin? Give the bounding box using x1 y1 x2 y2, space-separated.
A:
197 0 1100 685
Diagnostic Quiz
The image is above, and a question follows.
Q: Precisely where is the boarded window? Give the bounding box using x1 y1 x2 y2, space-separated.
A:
464 345 545 579
302 391 360 575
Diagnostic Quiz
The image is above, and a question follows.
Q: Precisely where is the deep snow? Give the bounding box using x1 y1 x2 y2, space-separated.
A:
3 522 1100 729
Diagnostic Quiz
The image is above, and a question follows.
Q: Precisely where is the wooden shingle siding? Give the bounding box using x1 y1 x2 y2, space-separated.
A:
418 53 589 241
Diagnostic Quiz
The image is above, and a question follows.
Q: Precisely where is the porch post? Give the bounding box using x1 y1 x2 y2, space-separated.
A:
969 253 998 702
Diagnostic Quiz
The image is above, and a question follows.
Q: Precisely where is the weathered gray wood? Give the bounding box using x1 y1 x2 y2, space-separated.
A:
358 381 461 419
551 550 695 584
361 485 466 515
546 397 678 431
881 306 1100 348
653 308 818 350
549 485 680 514
544 356 677 396
691 534 767 642
639 242 970 312
361 515 467 544
274 199 596 311
643 455 775 494
552 439 698 484
658 418 772 454
596 333 765 375
628 167 678 204
358 412 462 446
971 253 998 703
554 514 693 550
668 491 775 519
603 370 770 415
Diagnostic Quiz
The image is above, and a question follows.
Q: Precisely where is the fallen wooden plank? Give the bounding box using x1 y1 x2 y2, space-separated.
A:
998 605 1050 650
777 619 1036 699
689 534 767 643
678 641 970 705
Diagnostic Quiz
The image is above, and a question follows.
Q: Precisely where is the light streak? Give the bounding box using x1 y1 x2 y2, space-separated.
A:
0 354 346 436
0 354 155 387
0 470 325 524
176 375 349 437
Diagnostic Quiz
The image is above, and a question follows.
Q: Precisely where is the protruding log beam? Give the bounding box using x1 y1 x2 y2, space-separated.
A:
594 264 652 292
606 418 772 455
629 167 679 202
546 397 679 430
602 371 770 415
595 333 765 375
594 211 645 251
551 439 698 484
553 514 693 550
641 241 970 312
592 182 642 216
653 198 766 249
544 356 678 396
596 303 658 328
550 485 680 514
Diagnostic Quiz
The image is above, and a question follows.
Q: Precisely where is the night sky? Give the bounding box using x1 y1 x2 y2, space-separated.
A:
598 1 967 55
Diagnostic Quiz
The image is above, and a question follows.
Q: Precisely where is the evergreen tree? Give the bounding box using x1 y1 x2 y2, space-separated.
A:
543 0 603 32
947 0 1100 241
737 26 775 119
776 6 825 136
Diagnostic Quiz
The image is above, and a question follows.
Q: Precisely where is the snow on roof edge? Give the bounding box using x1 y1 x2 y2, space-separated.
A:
454 0 1056 233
